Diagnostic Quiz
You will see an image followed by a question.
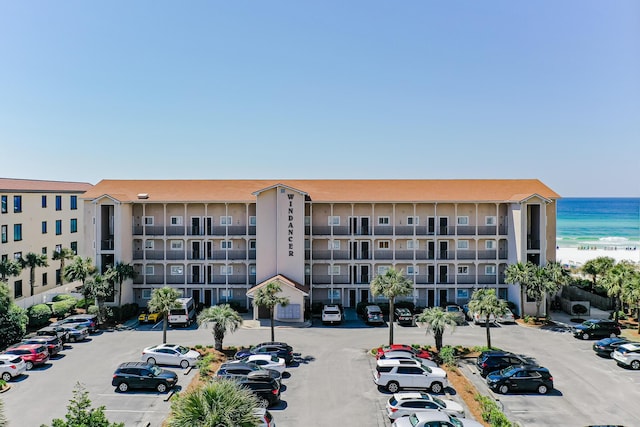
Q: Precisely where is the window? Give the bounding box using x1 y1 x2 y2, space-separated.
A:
221 289 233 299
55 269 61 285
14 196 22 213
13 224 22 241
249 265 256 275
70 195 77 210
329 289 341 300
378 241 390 249
55 220 62 235
55 195 62 211
14 252 22 260
377 266 390 275
221 266 232 275
1 225 6 243
407 240 416 250
457 240 469 249
221 240 232 249
378 216 390 225
329 265 340 275
407 216 419 225
249 216 256 226
486 216 496 226
486 240 496 250
55 244 62 253
145 240 154 249
407 266 418 275
14 280 22 298
457 216 469 225
328 240 340 250
1 195 6 213
328 216 340 226
170 216 183 226
249 240 256 250
143 216 154 225
145 265 154 275
170 240 183 250
42 247 47 255
42 273 48 286
220 216 232 226
458 266 469 275
70 218 78 233
304 216 310 226
42 195 47 208
170 266 184 275
485 265 496 275
457 289 469 299
142 289 152 299
41 221 47 234
70 241 77 254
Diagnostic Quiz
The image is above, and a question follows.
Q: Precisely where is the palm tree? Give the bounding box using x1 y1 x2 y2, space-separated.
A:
524 263 567 319
468 289 508 349
620 266 640 333
582 257 615 292
602 261 637 322
84 273 114 326
148 287 181 344
415 307 458 351
64 256 97 301
198 304 244 351
369 267 414 346
504 262 535 317
20 252 48 296
168 378 259 427
105 262 136 319
0 257 22 282
52 248 75 285
253 281 290 342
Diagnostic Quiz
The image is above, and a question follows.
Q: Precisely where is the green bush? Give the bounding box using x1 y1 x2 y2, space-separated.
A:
52 294 77 303
475 394 515 426
439 345 457 367
197 354 216 378
51 300 76 318
76 298 89 309
28 303 53 327
112 303 139 321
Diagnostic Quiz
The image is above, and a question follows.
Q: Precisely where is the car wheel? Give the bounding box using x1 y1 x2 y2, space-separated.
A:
631 360 640 370
1 372 11 382
147 357 156 365
117 382 129 392
538 384 549 394
180 360 189 369
386 381 400 393
25 361 34 370
430 382 443 394
582 332 590 340
258 398 270 408
499 384 509 394
156 382 168 393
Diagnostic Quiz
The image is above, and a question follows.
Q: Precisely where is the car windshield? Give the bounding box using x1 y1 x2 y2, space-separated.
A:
408 413 420 427
177 346 189 354
150 365 162 376
432 396 445 407
581 321 594 327
500 366 518 376
448 414 463 427
422 366 432 374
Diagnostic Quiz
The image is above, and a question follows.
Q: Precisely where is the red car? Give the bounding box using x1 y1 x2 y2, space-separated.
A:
375 344 432 360
4 344 49 370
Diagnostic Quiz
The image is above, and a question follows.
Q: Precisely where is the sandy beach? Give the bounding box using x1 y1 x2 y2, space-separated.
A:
556 246 640 267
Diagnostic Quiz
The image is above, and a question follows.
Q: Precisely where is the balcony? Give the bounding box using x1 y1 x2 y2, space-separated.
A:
477 250 497 260
101 239 114 250
313 275 332 284
457 250 476 260
187 251 204 260
456 276 476 284
437 277 454 284
209 276 227 285
166 226 185 236
209 226 228 236
133 275 144 284
438 251 455 260
146 274 165 284
167 275 185 284
374 226 393 235
145 226 165 236
498 225 508 235
227 250 247 260
395 250 415 260
374 250 393 260
332 275 350 284
478 275 498 285
166 251 185 260
133 250 143 260
248 226 256 235
248 249 256 260
133 225 143 235
187 227 204 236
228 275 248 284
414 275 435 284
333 250 350 260
311 226 330 235
146 250 165 260
477 226 497 235
415 250 435 260
415 226 434 236
187 277 205 284
227 226 247 235
456 226 476 236
207 252 227 260
312 250 331 260
332 226 350 235
395 226 414 235
498 250 508 260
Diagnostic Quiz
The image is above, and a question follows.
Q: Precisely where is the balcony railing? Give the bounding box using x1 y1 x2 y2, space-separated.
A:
456 276 476 284
101 239 114 250
311 226 330 235
415 250 435 260
374 226 393 235
166 251 185 260
209 226 228 236
228 275 248 284
133 250 143 260
333 250 350 260
437 277 454 284
394 250 415 260
477 226 497 235
415 226 434 236
478 275 498 285
248 226 256 235
414 275 435 284
166 226 185 236
332 226 350 235
499 225 508 235
146 250 165 260
477 250 497 260
167 275 185 284
333 275 350 284
438 251 455 260
456 250 476 260
374 250 393 260
456 226 476 236
227 226 247 235
395 226 414 235
187 227 204 236
498 250 508 260
248 249 256 260
227 250 247 260
209 276 227 284
313 275 331 284
145 226 165 236
146 274 164 284
187 251 204 260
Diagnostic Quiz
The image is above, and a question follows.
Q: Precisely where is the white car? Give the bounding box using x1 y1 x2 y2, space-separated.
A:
386 392 465 420
374 359 449 394
0 354 27 381
472 312 496 325
391 411 483 427
141 344 201 368
253 407 276 427
497 309 515 324
241 354 286 373
322 304 342 325
378 351 438 368
613 343 640 370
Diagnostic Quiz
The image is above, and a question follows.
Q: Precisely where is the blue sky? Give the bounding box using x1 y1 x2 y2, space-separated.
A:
1 1 638 197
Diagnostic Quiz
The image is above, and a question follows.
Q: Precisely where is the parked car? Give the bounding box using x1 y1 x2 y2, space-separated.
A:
386 391 465 420
486 365 554 394
613 343 640 370
373 359 449 393
376 344 432 360
391 411 483 427
138 308 163 324
235 343 294 365
141 344 201 368
445 305 466 325
36 325 70 343
217 361 282 385
111 362 178 392
573 319 621 340
3 344 49 370
592 337 636 358
236 376 281 408
363 305 385 325
253 407 276 427
239 354 286 374
394 307 415 326
0 354 27 381
476 350 536 377
321 304 342 325
378 351 438 368
59 324 90 342
20 335 63 357
52 315 97 334
497 309 516 324
471 312 497 325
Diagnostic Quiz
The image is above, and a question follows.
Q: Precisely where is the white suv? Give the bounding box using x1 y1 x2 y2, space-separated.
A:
613 343 640 370
322 305 342 325
373 359 448 394
0 354 27 381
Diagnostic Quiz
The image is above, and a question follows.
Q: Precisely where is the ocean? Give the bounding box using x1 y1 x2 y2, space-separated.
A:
556 198 640 249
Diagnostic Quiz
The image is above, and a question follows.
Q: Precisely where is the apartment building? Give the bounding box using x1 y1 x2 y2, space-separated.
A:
0 178 93 301
82 179 559 319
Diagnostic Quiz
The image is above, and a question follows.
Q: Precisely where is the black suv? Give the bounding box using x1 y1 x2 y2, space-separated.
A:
573 319 621 340
394 307 415 326
216 361 282 384
112 362 178 393
236 377 281 408
476 350 537 377
486 365 554 394
235 343 294 365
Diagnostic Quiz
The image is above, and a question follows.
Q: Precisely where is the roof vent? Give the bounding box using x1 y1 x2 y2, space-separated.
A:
137 193 149 199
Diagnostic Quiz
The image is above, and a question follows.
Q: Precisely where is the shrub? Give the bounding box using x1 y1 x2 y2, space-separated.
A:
572 304 588 316
475 394 515 426
196 354 216 379
52 294 77 303
228 301 248 314
51 300 76 318
75 299 89 309
523 315 532 323
439 345 457 367
28 303 53 327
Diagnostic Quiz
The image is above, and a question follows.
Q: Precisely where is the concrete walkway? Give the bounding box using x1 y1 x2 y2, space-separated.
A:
549 306 611 327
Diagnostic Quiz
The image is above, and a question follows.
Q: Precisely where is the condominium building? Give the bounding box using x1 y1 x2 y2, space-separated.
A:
0 178 93 301
82 179 559 320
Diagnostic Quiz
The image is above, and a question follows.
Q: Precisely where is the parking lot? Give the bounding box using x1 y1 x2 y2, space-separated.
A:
3 312 640 426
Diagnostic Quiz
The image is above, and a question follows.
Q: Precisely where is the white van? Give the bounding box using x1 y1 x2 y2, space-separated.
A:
168 297 196 327
321 304 342 325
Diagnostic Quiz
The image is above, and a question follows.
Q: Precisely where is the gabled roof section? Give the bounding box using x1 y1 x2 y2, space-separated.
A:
514 193 553 204
247 274 310 297
0 178 93 193
81 179 560 203
252 183 308 197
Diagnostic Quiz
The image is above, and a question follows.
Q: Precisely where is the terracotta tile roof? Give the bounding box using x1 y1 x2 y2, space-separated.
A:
0 178 93 193
82 179 560 203
247 274 310 296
